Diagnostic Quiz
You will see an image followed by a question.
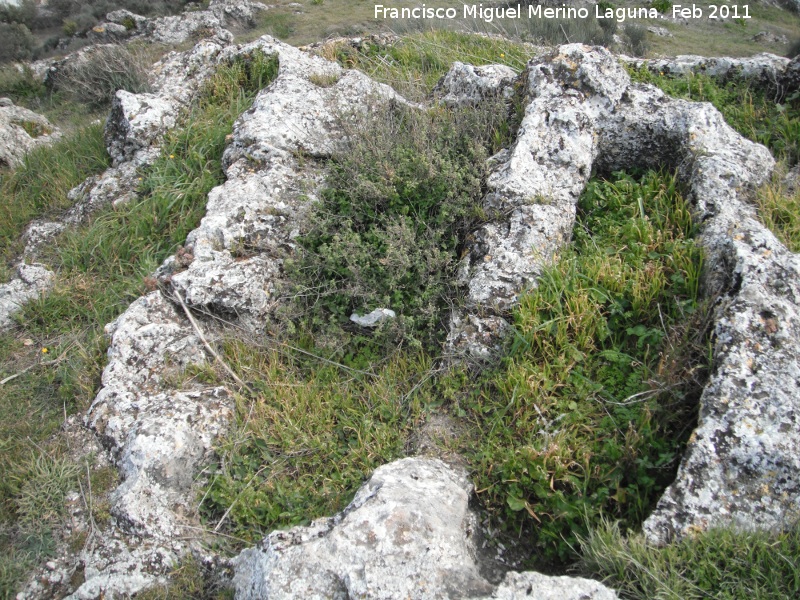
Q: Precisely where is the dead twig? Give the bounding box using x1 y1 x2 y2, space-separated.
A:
172 289 249 390
0 348 69 386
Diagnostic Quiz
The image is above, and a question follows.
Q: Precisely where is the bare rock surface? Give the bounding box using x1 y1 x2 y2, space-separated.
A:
143 0 269 45
233 457 618 600
447 44 627 358
435 61 517 107
0 264 54 329
0 98 60 168
1 36 233 331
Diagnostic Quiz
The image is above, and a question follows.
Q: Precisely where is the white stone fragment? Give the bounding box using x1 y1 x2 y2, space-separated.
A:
350 307 396 327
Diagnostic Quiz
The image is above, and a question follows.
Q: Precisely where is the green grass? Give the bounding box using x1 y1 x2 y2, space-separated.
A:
0 49 278 599
2 20 798 597
579 519 800 599
201 342 428 542
458 171 708 565
308 29 532 101
0 124 109 267
756 174 800 252
628 66 800 253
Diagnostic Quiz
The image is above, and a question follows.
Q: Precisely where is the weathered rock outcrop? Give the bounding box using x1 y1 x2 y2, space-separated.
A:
623 52 798 100
1 35 237 334
0 97 59 168
96 0 270 46
447 44 800 544
0 263 54 329
234 457 618 600
623 52 790 83
49 36 406 599
14 33 800 598
434 61 517 107
0 100 61 329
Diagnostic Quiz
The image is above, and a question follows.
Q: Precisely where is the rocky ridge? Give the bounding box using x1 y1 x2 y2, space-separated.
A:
86 0 270 46
3 28 800 600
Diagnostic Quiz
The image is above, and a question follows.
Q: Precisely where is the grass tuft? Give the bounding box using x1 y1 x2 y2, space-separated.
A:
0 124 109 266
202 342 427 542
579 519 800 599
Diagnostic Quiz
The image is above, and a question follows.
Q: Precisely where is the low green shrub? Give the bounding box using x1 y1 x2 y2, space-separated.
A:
461 171 708 565
624 24 649 57
287 100 509 361
651 0 673 14
0 66 46 103
579 519 800 599
0 22 34 62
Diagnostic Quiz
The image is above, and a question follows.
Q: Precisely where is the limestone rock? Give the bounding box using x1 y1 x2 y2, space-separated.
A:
233 457 619 600
0 99 60 168
105 90 177 165
145 11 225 45
622 52 791 88
647 25 673 37
447 44 628 357
145 0 269 45
435 61 518 107
105 9 148 31
0 263 54 330
751 30 789 45
160 37 405 328
72 35 411 597
446 43 800 543
105 36 233 165
87 22 132 44
778 55 800 101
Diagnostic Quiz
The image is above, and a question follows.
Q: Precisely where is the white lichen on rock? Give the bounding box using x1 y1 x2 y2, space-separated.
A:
234 457 619 600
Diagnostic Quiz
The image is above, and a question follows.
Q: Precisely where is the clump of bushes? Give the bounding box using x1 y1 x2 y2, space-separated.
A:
460 170 708 564
624 24 650 57
652 0 673 14
0 22 35 62
0 0 193 63
287 100 508 361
